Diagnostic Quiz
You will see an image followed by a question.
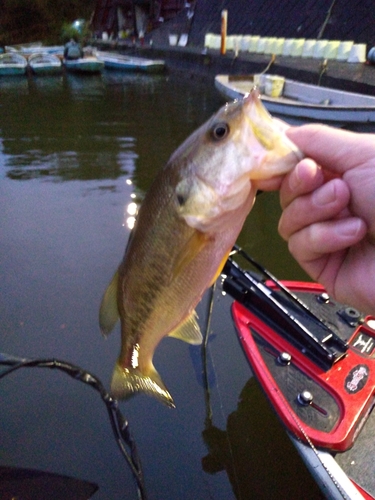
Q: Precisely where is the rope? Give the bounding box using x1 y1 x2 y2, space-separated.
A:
0 353 147 500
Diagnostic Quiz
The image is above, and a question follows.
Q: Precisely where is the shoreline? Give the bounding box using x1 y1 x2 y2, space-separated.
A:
93 40 375 96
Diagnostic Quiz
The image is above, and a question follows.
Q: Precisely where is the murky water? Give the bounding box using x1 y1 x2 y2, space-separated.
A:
0 71 325 499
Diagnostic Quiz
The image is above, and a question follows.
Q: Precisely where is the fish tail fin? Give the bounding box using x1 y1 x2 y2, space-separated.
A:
110 361 175 408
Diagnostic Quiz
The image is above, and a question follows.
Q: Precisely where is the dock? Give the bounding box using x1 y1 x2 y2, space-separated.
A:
92 0 375 95
93 41 375 96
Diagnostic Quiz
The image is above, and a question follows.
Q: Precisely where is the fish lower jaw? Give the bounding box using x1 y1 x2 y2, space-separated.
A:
110 362 176 408
250 150 303 180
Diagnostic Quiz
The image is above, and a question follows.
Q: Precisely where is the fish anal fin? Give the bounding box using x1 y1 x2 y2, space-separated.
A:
110 361 175 408
173 230 209 280
210 249 231 286
99 269 120 337
168 311 203 345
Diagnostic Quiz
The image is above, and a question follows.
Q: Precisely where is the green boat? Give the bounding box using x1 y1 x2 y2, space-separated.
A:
64 56 104 74
28 52 62 75
0 53 27 76
95 50 165 73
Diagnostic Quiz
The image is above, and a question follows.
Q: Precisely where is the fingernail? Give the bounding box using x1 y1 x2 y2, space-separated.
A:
335 218 362 237
313 182 336 206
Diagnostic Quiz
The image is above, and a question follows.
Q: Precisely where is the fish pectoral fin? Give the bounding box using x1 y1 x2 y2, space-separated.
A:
172 230 210 280
168 311 203 345
210 249 232 286
99 269 120 337
110 361 175 408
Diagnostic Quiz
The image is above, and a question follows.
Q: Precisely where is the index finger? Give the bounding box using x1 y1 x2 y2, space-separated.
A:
286 124 375 174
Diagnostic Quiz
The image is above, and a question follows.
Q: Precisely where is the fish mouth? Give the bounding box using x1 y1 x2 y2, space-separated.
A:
242 89 303 178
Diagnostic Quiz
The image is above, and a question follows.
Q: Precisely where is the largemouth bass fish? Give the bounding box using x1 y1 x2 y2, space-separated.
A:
99 89 302 408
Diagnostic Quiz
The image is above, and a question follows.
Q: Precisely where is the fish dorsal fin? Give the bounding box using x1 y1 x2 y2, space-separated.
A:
99 269 120 337
173 230 209 280
168 311 203 345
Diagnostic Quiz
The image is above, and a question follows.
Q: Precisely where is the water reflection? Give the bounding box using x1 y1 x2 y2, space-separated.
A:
0 75 30 95
0 72 215 189
65 74 106 100
1 75 138 182
27 74 65 95
202 377 324 500
0 70 326 499
124 181 139 229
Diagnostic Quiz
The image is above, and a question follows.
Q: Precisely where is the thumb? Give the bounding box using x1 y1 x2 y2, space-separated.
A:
286 125 375 175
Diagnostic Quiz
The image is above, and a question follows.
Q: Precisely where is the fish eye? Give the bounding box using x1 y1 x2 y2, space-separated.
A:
176 193 186 206
211 122 230 141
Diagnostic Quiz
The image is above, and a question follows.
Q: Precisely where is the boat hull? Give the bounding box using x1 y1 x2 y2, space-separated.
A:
103 60 164 73
27 53 62 76
223 251 375 499
0 67 26 76
30 66 62 75
0 53 28 76
95 51 165 73
64 58 104 74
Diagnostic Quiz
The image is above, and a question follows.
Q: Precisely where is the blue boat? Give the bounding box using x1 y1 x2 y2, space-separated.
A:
95 51 165 73
64 56 104 74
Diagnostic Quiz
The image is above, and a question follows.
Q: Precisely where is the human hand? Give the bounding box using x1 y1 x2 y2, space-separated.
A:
278 124 375 314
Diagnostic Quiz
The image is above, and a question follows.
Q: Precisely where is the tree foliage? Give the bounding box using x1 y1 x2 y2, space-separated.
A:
0 0 96 45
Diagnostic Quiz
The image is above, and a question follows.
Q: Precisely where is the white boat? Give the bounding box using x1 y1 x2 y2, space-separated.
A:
0 53 27 76
215 74 375 124
28 53 62 75
5 42 43 53
6 44 64 57
95 51 165 73
64 56 104 74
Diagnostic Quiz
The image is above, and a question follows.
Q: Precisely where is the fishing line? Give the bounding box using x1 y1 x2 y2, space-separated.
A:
317 0 337 40
0 353 147 500
251 354 351 500
202 281 216 426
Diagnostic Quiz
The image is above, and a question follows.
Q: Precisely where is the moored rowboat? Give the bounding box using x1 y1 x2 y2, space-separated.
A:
0 53 27 76
95 51 165 73
6 44 64 57
28 52 62 75
64 56 104 74
215 74 375 124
